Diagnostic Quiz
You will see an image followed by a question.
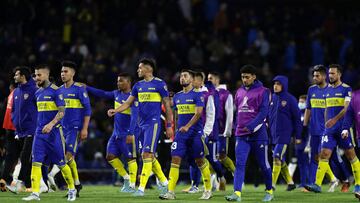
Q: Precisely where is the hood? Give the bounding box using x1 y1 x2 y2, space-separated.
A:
205 81 216 91
242 79 264 90
272 75 288 93
19 78 36 90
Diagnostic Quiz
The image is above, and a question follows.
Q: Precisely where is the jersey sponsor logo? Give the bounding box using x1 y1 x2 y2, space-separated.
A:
67 94 76 97
24 93 29 100
148 87 156 90
37 101 58 111
335 93 342 96
326 97 345 107
64 98 83 108
114 101 131 115
239 96 254 113
177 104 196 114
138 92 161 102
310 99 326 108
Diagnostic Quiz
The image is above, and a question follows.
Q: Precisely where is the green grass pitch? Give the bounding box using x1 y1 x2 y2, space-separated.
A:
0 184 357 202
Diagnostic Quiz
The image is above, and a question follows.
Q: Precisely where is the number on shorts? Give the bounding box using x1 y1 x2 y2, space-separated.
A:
171 142 177 150
322 135 329 143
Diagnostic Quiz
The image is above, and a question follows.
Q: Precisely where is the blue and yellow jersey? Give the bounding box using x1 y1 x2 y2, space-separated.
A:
131 77 168 126
59 82 91 129
113 91 139 137
35 83 65 133
86 86 139 137
306 84 327 136
324 83 352 134
173 89 204 135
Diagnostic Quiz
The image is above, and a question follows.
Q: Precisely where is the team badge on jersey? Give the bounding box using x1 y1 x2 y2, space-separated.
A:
200 96 204 103
24 93 29 100
164 85 168 91
59 94 64 100
281 100 287 107
83 92 88 98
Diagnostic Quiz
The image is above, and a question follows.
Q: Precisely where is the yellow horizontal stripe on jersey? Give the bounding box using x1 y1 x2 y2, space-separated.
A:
177 104 196 114
326 97 345 107
114 101 131 115
64 98 83 108
310 99 326 108
138 92 161 102
37 101 58 111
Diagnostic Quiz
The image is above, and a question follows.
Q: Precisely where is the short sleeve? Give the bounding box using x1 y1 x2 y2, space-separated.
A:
306 88 311 109
158 81 169 98
195 92 205 107
131 83 138 98
55 89 65 107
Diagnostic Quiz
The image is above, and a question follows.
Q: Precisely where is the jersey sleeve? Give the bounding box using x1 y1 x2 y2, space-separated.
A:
79 87 92 116
345 86 352 102
173 94 178 111
130 83 138 99
306 88 312 109
195 92 205 107
86 86 115 100
129 99 139 135
158 81 169 98
55 89 65 107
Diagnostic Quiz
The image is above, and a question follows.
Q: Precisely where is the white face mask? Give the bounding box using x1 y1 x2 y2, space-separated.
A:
298 102 306 110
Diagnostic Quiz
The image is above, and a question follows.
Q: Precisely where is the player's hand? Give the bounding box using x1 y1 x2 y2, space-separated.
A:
80 128 88 141
166 127 174 139
179 126 189 133
42 123 54 134
126 135 134 144
295 139 302 144
325 118 336 128
107 109 116 117
341 129 349 139
242 127 250 132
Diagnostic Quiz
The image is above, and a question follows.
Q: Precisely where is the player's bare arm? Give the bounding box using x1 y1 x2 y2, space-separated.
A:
180 106 203 133
42 106 65 134
107 95 135 117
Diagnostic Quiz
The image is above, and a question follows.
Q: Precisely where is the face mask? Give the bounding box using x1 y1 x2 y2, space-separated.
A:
298 102 306 110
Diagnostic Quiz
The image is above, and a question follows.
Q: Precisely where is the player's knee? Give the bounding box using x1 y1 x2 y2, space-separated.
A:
106 154 116 161
142 152 153 160
219 153 227 161
273 158 282 165
195 158 205 167
171 156 181 165
319 150 331 160
344 148 356 161
65 152 73 162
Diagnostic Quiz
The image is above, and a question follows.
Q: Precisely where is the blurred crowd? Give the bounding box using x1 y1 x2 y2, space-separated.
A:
1 0 360 168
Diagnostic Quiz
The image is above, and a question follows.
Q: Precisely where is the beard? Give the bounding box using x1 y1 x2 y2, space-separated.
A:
329 79 337 84
181 82 190 87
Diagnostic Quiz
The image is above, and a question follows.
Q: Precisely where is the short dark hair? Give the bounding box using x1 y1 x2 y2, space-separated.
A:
139 58 156 71
194 71 204 80
35 64 51 72
312 64 327 75
240 64 257 75
61 60 77 71
329 64 343 73
180 69 195 78
118 72 132 83
208 71 220 79
299 94 307 100
14 66 32 81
